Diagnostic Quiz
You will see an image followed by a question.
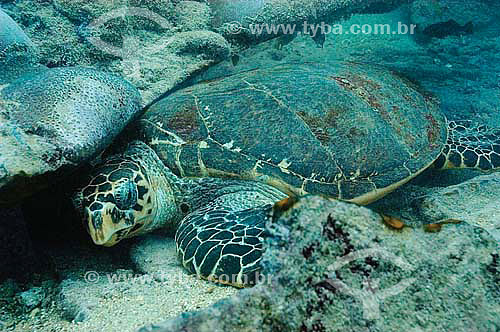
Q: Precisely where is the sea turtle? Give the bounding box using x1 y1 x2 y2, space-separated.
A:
75 61 500 286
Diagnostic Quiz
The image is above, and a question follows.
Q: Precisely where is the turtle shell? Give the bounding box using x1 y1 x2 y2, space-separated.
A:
139 62 447 204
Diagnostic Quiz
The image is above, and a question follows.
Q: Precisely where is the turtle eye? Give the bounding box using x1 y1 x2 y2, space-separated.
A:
114 179 138 210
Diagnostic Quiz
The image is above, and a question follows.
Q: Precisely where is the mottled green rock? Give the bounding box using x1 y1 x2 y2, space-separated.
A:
0 8 40 83
420 172 500 241
210 0 408 45
0 67 142 204
139 195 499 332
175 1 212 32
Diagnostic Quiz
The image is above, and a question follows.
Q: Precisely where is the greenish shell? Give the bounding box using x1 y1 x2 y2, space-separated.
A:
139 62 447 204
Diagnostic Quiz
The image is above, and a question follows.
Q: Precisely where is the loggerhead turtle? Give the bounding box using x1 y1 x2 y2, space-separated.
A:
74 62 500 286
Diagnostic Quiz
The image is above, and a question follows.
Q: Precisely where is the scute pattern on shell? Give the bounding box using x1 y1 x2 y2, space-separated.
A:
141 62 448 202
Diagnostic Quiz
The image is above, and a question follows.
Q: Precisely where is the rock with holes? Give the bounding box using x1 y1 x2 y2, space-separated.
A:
0 8 42 84
138 195 499 332
0 8 36 64
0 67 142 205
420 173 500 241
5 0 230 104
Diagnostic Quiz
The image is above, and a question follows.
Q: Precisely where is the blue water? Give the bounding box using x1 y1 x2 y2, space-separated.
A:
1 1 499 331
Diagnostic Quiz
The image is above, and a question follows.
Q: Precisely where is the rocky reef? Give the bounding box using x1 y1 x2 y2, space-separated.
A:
0 7 40 83
0 1 499 331
0 67 142 204
0 0 231 104
139 196 499 332
211 0 407 44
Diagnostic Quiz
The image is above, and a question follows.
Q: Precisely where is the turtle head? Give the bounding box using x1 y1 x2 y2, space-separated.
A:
73 141 179 246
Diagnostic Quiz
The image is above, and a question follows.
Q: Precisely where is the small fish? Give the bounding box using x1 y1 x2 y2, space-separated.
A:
311 32 326 48
424 223 442 233
423 20 474 39
382 214 405 230
424 219 462 233
274 34 297 50
272 195 299 222
231 54 240 66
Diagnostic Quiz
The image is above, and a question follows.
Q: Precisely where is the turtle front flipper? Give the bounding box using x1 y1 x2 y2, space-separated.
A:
175 203 271 287
175 182 287 288
434 120 500 171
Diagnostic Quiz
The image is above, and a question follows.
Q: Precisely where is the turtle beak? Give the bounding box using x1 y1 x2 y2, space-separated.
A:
84 207 127 246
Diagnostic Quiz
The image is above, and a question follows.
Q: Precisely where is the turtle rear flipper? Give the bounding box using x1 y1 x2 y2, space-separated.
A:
435 121 500 170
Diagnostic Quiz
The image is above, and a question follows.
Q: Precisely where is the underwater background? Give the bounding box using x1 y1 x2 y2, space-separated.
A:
0 1 499 331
